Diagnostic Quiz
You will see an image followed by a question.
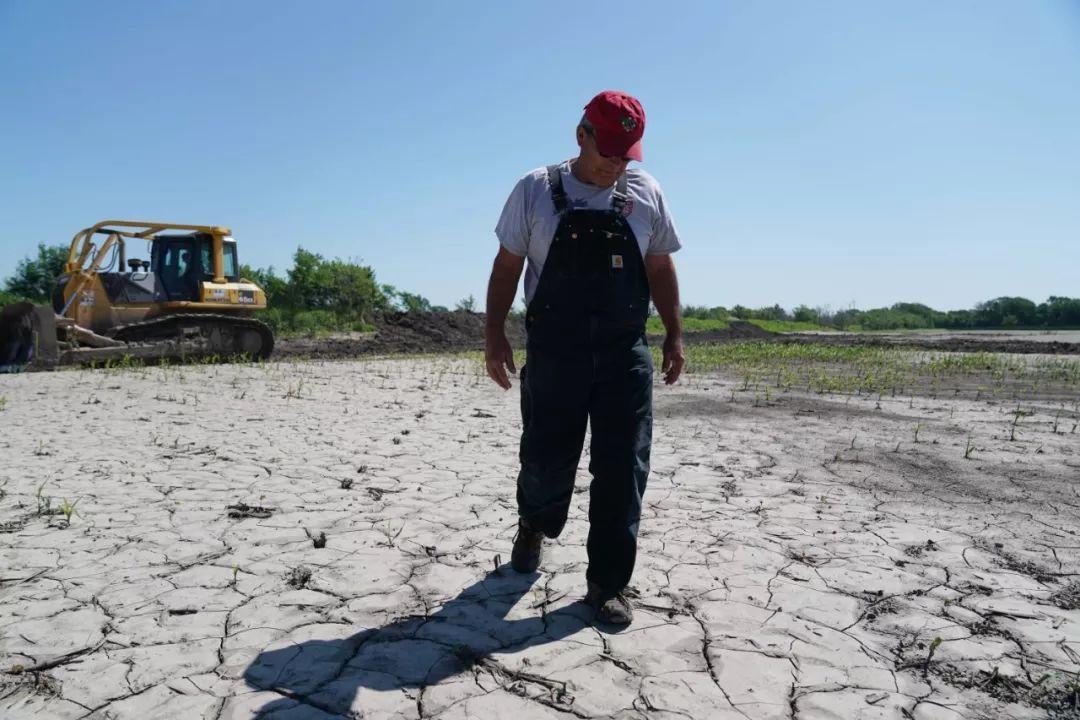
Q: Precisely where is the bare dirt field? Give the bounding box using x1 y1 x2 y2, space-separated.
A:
2 347 1079 719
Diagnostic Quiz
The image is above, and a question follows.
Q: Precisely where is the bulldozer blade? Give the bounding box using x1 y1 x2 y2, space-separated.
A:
0 303 60 373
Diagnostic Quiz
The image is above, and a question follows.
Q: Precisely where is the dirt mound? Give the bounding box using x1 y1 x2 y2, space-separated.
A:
274 314 782 361
273 311 527 360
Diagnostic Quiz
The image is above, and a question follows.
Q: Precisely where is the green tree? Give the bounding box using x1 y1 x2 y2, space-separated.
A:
974 297 1038 327
792 305 819 323
284 248 387 319
455 294 477 312
941 309 974 328
4 244 68 302
396 291 433 313
240 264 288 308
1040 296 1080 327
751 304 789 321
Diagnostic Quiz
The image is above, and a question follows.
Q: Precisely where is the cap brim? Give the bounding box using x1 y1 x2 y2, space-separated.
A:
596 134 643 162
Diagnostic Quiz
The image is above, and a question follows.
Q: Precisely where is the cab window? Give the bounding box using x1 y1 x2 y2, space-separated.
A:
200 242 214 279
222 242 239 280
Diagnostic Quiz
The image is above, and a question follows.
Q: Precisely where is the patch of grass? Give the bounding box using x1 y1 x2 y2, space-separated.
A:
671 342 1080 399
646 316 727 334
644 316 836 335
748 319 836 333
457 338 1080 402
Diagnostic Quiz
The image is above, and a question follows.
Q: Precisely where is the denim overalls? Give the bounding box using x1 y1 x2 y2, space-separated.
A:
517 165 654 602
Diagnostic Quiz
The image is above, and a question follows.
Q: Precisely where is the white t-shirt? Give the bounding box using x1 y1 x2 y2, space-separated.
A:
495 161 682 305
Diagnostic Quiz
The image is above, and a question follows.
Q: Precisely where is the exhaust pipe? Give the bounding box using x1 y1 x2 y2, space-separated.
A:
0 303 60 373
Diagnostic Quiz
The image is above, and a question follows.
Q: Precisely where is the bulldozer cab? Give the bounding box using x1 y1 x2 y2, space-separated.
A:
151 233 240 301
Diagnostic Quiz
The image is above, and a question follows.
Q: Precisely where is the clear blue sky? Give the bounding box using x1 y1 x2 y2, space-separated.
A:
2 1 1078 312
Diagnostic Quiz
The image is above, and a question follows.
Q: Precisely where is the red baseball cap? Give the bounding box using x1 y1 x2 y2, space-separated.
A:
584 90 645 162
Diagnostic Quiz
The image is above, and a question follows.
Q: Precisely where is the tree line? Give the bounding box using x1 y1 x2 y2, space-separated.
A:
3 243 1078 332
686 297 1080 330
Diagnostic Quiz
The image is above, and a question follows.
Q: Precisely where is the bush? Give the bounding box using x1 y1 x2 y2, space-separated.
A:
4 244 68 302
243 248 390 335
0 290 31 307
285 248 388 319
750 304 790 322
682 304 728 320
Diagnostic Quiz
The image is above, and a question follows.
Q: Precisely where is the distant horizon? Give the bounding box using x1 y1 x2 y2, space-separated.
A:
2 1 1078 311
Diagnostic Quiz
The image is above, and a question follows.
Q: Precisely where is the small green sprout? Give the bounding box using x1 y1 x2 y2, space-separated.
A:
58 498 79 526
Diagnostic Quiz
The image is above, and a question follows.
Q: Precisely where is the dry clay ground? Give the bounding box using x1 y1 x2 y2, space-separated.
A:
1 355 1079 720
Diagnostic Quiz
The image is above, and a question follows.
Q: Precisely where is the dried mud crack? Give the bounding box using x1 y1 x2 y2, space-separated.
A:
1 354 1078 719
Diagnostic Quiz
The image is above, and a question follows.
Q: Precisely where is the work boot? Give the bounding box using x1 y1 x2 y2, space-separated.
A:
586 581 634 626
511 520 543 573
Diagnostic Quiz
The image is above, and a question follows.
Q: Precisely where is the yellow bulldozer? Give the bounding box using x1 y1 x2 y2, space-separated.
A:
0 220 274 372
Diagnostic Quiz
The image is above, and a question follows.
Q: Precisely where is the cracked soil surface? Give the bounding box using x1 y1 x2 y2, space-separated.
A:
2 356 1079 719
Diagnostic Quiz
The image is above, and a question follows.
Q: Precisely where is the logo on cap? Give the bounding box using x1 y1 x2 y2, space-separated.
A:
620 116 637 132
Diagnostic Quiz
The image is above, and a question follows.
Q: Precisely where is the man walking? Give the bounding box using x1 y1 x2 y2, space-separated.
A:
484 90 684 626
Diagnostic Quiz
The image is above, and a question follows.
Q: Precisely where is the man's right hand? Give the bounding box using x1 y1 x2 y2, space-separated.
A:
485 330 517 390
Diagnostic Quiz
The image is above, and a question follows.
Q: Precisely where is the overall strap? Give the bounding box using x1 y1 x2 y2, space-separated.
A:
611 173 629 215
547 164 568 214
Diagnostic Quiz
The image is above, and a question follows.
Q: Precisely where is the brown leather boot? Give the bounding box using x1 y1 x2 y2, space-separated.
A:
585 581 634 625
511 520 544 573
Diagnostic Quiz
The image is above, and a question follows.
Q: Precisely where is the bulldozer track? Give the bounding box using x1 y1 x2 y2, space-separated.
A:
109 313 275 360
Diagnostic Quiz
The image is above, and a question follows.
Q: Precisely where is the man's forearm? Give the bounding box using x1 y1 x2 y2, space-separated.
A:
648 262 682 337
485 264 519 335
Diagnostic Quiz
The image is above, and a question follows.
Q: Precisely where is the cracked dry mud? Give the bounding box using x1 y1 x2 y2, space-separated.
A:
1 356 1078 719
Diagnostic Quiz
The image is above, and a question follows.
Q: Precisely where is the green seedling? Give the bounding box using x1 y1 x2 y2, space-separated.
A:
35 483 52 516
964 436 976 460
913 423 923 443
0 395 6 411
284 379 305 399
923 636 943 671
58 498 79 526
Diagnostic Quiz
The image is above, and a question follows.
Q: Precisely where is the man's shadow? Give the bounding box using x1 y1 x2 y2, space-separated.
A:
244 565 596 717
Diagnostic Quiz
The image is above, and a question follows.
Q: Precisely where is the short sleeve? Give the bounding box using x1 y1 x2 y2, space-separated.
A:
495 177 530 257
647 184 682 255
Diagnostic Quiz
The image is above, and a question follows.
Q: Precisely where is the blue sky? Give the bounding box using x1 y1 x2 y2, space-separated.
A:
2 1 1078 312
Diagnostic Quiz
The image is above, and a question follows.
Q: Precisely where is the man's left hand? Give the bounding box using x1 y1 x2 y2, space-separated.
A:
661 334 684 385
